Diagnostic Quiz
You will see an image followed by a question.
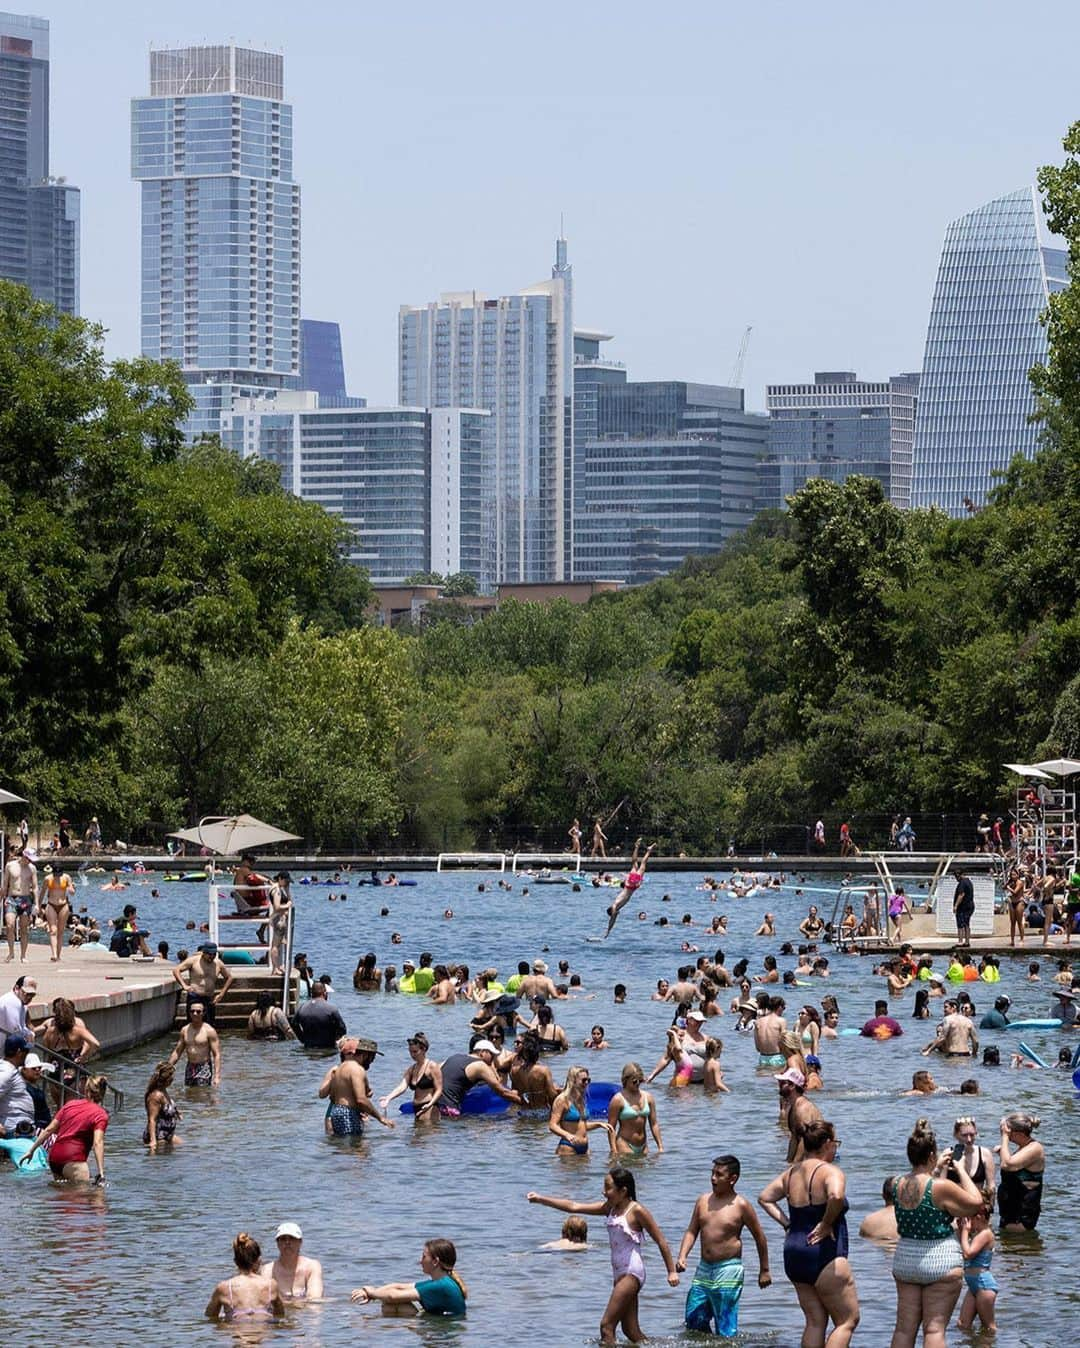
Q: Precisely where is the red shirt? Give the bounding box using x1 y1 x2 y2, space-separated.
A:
54 1098 109 1154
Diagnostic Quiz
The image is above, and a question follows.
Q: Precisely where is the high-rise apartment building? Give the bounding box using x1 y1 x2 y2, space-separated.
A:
910 187 1066 514
760 371 919 511
300 319 347 401
221 394 491 586
132 44 300 438
398 239 573 583
0 13 79 313
572 332 767 583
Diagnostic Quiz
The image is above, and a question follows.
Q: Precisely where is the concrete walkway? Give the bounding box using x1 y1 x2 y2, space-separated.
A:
2 944 178 1054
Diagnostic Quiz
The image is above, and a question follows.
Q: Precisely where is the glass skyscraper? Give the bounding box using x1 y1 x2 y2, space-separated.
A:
761 371 919 510
572 336 767 583
132 45 300 438
910 187 1067 514
221 395 491 586
0 13 79 314
300 319 347 400
398 239 573 584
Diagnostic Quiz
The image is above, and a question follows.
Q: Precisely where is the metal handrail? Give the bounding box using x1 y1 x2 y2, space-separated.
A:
31 1041 124 1112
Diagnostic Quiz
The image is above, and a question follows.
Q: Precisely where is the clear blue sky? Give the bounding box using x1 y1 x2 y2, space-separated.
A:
41 1 1080 409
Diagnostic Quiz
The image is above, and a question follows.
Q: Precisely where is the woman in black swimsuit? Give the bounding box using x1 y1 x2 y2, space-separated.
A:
951 1117 995 1190
143 1060 182 1149
759 1119 860 1348
379 1033 443 1120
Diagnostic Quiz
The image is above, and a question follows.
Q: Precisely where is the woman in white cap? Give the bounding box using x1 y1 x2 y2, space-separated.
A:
262 1221 324 1301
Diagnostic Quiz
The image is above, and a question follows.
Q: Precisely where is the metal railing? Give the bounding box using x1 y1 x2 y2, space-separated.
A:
32 1042 124 1113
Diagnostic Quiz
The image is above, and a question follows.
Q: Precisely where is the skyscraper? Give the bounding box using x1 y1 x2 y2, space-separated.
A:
300 319 347 400
910 187 1066 514
398 239 573 583
573 334 767 583
760 371 919 511
221 394 491 586
132 44 300 438
0 13 79 313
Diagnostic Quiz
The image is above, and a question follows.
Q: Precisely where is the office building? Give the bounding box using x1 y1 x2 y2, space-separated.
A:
572 334 767 583
132 44 300 438
222 394 491 587
910 187 1067 514
398 238 573 583
300 319 347 400
0 13 79 313
761 371 920 510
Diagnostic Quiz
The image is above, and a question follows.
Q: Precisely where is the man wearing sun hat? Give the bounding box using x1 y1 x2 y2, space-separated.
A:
1050 985 1078 1028
262 1220 324 1301
317 1035 395 1137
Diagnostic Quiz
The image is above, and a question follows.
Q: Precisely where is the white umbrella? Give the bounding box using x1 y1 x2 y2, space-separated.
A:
1003 762 1054 780
0 787 26 805
1032 758 1080 777
168 814 300 855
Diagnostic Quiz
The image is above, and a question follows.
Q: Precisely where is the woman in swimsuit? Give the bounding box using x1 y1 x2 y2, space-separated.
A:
535 1004 568 1053
528 1166 680 1345
604 839 655 938
351 1238 468 1317
549 1066 614 1157
509 1032 558 1110
353 951 381 991
379 1032 443 1120
798 906 825 940
996 1112 1044 1231
888 1117 983 1348
37 997 99 1109
41 865 74 961
758 1118 860 1348
205 1233 284 1322
607 1062 663 1157
952 1116 995 1191
143 1060 182 1150
797 1006 821 1057
1005 869 1027 946
21 1073 111 1182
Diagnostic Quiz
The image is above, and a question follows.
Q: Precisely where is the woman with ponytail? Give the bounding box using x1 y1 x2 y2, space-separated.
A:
351 1238 467 1317
889 1117 982 1348
205 1233 283 1321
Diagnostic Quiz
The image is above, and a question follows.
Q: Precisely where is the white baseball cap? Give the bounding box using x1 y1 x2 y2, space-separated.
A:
275 1221 303 1240
22 1052 55 1073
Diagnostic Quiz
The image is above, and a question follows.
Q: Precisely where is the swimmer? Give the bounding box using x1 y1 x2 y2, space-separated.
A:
549 1066 614 1157
677 1154 771 1338
206 1233 284 1322
604 839 656 938
318 1037 395 1137
584 1025 611 1050
262 1221 324 1301
539 1216 590 1251
754 913 775 936
351 1238 468 1317
527 1168 680 1345
607 1062 663 1157
902 1070 940 1095
859 1176 899 1243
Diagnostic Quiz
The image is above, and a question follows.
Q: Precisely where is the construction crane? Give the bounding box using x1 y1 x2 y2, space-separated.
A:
729 324 753 387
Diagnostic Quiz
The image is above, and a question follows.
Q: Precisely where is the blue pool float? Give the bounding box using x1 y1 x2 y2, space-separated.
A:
1003 1019 1063 1031
1016 1041 1050 1068
401 1081 619 1118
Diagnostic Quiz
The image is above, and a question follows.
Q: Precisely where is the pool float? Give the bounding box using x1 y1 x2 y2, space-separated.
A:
220 949 256 965
400 1081 620 1118
178 872 206 882
1003 1019 1063 1031
1016 1041 1050 1068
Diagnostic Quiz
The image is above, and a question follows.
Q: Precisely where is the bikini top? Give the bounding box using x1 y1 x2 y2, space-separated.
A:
618 1098 650 1121
409 1067 436 1091
563 1101 584 1124
893 1177 956 1241
225 1277 274 1321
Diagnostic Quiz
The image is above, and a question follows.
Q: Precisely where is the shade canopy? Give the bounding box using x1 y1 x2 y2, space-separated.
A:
168 814 300 855
1003 762 1053 780
1032 758 1080 777
0 787 26 805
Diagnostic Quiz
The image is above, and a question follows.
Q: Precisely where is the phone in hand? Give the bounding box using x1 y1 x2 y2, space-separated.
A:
952 1142 964 1161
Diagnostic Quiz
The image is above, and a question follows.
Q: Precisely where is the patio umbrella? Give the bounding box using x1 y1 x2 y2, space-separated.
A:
1032 758 1080 777
1003 762 1054 780
0 787 26 805
168 814 300 855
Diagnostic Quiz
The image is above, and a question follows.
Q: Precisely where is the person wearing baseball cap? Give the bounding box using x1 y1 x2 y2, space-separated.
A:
171 942 233 1027
317 1035 393 1138
263 1221 324 1301
0 1032 33 1135
775 1067 821 1162
436 1037 524 1118
2 846 39 963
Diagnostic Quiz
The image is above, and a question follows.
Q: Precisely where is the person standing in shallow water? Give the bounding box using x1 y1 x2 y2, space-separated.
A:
206 1233 284 1322
528 1167 680 1345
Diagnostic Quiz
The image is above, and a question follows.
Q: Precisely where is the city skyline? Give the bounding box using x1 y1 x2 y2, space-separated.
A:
28 1 1080 412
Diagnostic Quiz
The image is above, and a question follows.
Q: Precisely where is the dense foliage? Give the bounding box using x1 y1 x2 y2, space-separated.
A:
8 120 1080 850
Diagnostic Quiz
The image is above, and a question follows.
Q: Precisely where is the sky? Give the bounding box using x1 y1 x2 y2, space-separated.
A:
38 1 1080 410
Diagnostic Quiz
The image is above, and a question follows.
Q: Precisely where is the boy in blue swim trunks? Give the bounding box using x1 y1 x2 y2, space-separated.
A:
676 1154 772 1337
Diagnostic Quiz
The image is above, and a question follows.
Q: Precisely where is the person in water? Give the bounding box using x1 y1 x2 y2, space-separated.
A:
677 1154 771 1338
606 1062 663 1157
549 1065 614 1157
205 1233 284 1322
351 1238 467 1317
539 1216 590 1251
758 1118 860 1348
604 839 656 938
318 1037 395 1137
262 1221 324 1302
528 1167 680 1345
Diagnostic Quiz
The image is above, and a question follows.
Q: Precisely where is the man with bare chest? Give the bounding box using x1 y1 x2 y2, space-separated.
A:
677 1154 772 1336
171 943 233 1025
167 1002 221 1085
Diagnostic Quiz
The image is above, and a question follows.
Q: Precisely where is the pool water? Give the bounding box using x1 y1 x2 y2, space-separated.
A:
2 869 1072 1346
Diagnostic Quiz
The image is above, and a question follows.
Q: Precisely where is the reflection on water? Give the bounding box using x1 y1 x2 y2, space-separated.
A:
1 871 1074 1345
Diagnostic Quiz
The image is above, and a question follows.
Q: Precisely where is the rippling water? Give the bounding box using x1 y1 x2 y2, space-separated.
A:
1 869 1073 1346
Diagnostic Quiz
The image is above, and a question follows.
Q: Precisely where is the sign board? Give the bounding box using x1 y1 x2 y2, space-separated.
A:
934 875 995 937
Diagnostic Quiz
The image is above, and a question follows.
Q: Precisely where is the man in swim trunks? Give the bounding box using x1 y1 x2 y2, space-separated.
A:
922 1004 978 1057
2 847 39 964
517 959 564 1003
754 996 787 1067
171 943 233 1026
317 1036 395 1137
777 1069 821 1162
167 1001 221 1086
677 1154 771 1336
